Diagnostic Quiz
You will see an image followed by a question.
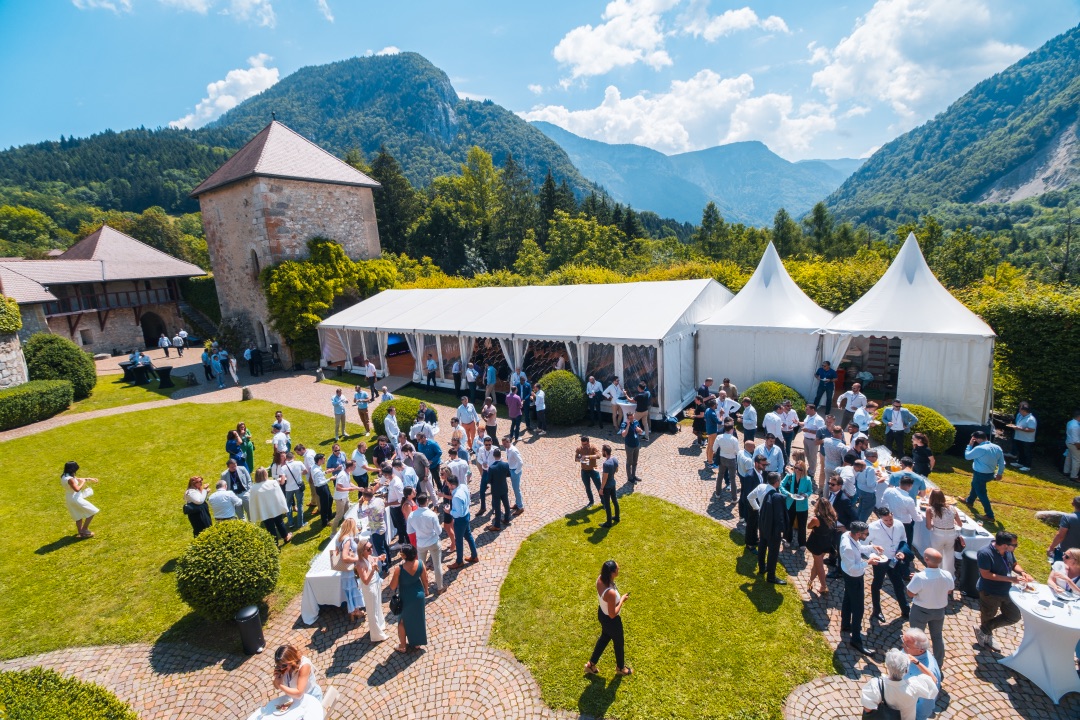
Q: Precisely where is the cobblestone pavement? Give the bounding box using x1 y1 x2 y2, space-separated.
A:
3 375 1078 719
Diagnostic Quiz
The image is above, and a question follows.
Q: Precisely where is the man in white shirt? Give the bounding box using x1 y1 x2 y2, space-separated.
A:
1008 402 1037 472
853 458 880 522
585 375 604 426
171 332 185 357
744 455 770 548
331 461 361 532
465 363 479 405
533 387 547 434
754 434 785 474
410 414 437 444
447 451 471 486
736 440 759 524
762 405 784 448
501 436 526 515
738 397 758 442
365 358 378 393
868 508 911 622
274 410 292 436
208 480 242 521
836 383 867 430
778 400 801 464
852 401 879 436
271 423 289 455
603 377 624 429
384 406 401 448
295 443 318 512
884 476 919 546
840 520 884 655
906 548 954 668
1065 409 1080 481
281 451 307 530
456 396 479 446
839 453 857 499
384 465 408 551
717 391 740 425
712 422 741 499
801 404 827 481
307 452 333 528
473 436 496 516
407 493 445 593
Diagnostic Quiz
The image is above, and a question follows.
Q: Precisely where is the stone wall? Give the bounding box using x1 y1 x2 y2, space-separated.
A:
199 175 382 366
44 302 184 356
0 332 28 389
17 304 48 345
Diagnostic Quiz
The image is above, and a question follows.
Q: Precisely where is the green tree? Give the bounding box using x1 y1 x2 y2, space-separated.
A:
693 202 726 258
545 211 625 271
368 146 422 254
771 208 803 258
513 231 547 277
897 215 944 259
493 152 538 268
930 228 999 287
803 202 834 256
0 205 65 252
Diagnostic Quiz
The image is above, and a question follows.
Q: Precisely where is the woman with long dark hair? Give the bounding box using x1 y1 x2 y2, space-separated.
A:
62 461 99 538
805 498 837 595
584 560 632 676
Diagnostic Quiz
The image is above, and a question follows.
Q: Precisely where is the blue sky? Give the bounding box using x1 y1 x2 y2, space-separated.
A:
1 1 1077 160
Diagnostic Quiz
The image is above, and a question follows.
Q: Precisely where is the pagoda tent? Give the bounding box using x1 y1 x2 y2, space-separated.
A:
697 242 835 398
318 279 733 417
821 233 995 426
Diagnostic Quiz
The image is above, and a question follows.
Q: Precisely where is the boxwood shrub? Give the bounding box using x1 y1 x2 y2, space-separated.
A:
371 395 423 436
537 370 586 426
0 380 73 431
869 403 956 455
743 381 807 426
23 333 97 400
0 667 138 720
176 520 280 623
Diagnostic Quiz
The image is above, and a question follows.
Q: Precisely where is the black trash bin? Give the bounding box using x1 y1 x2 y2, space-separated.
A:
960 547 981 598
157 365 174 389
235 605 265 654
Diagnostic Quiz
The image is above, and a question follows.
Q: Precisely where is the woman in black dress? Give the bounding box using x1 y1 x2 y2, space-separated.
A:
805 498 837 595
584 560 632 676
690 396 706 447
911 432 935 477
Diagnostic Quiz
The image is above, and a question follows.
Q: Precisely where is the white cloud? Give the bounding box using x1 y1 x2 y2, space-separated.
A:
375 46 401 56
682 3 790 41
72 0 132 12
552 0 680 80
521 68 834 158
159 0 211 12
527 84 544 95
315 0 333 22
170 53 279 129
224 0 275 27
811 0 1026 124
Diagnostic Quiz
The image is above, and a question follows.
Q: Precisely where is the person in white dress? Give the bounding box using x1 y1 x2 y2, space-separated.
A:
925 489 963 581
62 461 99 538
356 539 389 641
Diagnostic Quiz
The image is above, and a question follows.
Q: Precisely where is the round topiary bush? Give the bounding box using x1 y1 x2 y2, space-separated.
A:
870 403 956 455
370 395 423 435
743 381 807 425
537 370 586 426
176 520 280 623
0 667 139 720
23 333 97 400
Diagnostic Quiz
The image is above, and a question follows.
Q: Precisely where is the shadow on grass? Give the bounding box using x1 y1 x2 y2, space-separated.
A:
151 612 253 674
160 557 178 573
579 673 623 719
34 535 84 555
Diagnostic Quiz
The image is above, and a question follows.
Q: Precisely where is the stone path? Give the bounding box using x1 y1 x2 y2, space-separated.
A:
2 375 1078 719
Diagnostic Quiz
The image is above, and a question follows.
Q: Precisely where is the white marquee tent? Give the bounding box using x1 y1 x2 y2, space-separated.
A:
821 233 996 426
318 279 733 417
697 242 834 397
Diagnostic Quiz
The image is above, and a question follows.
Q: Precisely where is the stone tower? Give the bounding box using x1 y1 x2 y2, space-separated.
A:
191 120 381 366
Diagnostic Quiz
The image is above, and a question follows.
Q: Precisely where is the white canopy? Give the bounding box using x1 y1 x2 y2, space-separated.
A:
823 233 996 425
697 242 834 396
318 279 733 416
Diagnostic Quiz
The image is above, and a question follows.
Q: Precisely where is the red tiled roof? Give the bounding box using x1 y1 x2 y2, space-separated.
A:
190 120 380 197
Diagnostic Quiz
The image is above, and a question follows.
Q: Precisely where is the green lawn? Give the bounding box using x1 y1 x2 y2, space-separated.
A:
63 373 189 415
929 454 1075 581
0 399 367 661
491 494 836 720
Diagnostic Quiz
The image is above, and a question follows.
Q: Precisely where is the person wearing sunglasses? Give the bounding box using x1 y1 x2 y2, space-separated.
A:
882 399 919 460
272 644 323 701
974 531 1033 652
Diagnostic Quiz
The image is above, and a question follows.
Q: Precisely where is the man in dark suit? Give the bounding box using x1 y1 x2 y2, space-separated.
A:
486 448 513 532
757 472 789 584
744 454 769 549
827 471 857 578
221 458 252 521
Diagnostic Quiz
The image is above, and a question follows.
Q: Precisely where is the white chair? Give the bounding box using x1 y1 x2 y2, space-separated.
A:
322 686 339 718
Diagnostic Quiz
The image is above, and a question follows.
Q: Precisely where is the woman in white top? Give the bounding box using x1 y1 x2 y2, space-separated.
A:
336 517 365 621
249 467 292 544
273 644 323 702
62 461 99 538
925 488 963 582
356 539 389 641
1050 547 1080 595
584 560 632 676
183 476 212 537
860 648 939 720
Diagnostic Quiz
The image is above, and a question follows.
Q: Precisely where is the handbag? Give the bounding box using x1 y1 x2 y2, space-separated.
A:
389 591 403 615
330 539 355 572
954 535 966 552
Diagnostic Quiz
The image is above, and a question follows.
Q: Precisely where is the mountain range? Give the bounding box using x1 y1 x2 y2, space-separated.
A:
827 22 1080 226
532 121 862 226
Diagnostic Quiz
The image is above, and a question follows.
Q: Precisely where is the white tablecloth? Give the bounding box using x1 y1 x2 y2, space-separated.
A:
1000 583 1080 703
911 501 994 557
299 503 391 625
247 694 325 720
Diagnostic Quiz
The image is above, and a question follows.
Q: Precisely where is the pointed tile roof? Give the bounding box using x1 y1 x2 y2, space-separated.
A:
190 121 381 197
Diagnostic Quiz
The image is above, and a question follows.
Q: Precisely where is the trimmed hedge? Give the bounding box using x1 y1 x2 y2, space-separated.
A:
743 381 807 425
176 520 280 623
23 333 97 400
0 667 139 720
537 370 586 426
371 395 423 436
869 403 956 455
0 380 73 431
0 295 21 334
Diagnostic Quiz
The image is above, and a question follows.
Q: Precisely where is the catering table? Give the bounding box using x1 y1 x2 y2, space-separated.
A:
1000 583 1080 703
299 503 392 625
246 694 325 720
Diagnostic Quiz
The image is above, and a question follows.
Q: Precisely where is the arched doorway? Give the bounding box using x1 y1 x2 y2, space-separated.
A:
140 311 166 349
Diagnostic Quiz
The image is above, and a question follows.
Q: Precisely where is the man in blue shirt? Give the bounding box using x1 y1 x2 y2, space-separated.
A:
331 388 348 440
888 457 926 501
704 399 720 468
485 363 497 401
754 434 785 474
416 433 443 489
974 531 1032 651
813 361 837 414
620 411 645 483
445 473 478 568
425 353 438 390
963 431 1006 523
